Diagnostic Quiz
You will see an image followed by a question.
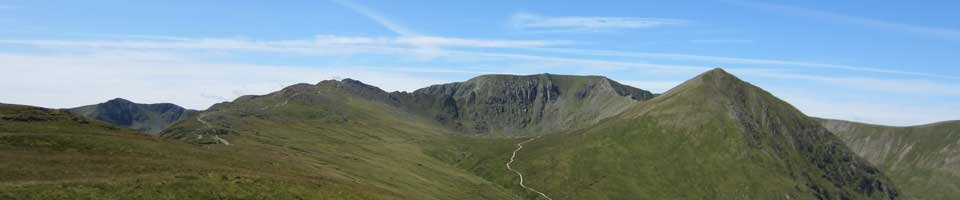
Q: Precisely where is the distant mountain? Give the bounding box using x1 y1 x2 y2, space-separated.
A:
819 118 960 200
69 98 197 134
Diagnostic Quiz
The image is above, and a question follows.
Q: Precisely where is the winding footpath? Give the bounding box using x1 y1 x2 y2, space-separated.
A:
195 113 231 145
193 98 294 146
506 136 553 200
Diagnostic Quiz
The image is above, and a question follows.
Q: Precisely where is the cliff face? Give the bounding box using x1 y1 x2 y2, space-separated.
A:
395 74 655 136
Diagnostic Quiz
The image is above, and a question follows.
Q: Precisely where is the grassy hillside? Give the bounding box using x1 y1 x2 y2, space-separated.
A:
469 69 899 199
1 80 523 199
820 119 960 200
69 98 196 134
0 103 406 199
161 81 521 200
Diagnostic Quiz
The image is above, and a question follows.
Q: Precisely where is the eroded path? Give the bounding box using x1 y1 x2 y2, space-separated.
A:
195 112 231 145
506 136 553 200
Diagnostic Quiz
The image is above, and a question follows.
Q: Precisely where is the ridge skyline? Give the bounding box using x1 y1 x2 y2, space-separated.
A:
34 69 955 128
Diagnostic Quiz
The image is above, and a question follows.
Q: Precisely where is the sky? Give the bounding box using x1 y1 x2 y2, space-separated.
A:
0 0 958 126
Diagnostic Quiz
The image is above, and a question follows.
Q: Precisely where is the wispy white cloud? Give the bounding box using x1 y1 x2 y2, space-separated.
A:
689 39 754 44
509 12 687 33
328 1 576 57
394 36 572 48
522 47 960 80
313 35 572 48
773 88 960 126
441 49 709 72
5 34 954 82
0 38 324 53
0 35 710 76
0 35 570 56
731 68 960 97
331 0 418 36
727 0 960 41
5 34 955 82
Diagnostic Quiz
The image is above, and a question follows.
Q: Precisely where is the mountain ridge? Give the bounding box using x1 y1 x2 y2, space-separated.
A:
394 73 655 136
188 73 655 137
3 68 928 199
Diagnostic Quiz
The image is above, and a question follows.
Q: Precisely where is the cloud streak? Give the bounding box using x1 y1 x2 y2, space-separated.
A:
4 35 955 81
522 47 960 80
732 68 960 97
331 0 418 36
689 39 754 44
510 12 687 32
727 0 960 41
0 35 571 55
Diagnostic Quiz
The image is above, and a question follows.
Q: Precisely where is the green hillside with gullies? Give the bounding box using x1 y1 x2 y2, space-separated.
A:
472 69 898 199
819 119 960 200
7 68 952 199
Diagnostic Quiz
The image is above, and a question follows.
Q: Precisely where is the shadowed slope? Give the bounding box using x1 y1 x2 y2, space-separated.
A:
820 119 960 200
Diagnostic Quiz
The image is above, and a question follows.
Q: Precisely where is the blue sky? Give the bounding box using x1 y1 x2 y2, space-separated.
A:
0 0 958 126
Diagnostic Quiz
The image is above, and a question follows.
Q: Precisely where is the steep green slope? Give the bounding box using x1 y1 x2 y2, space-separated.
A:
394 74 654 136
819 119 960 200
69 98 196 134
162 80 521 200
475 69 899 199
0 103 400 199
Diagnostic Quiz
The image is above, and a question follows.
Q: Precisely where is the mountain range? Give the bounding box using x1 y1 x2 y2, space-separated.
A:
1 68 955 199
